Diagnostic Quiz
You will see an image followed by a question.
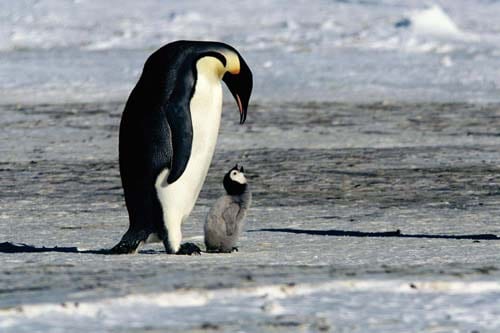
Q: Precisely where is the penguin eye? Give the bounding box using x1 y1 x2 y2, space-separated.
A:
231 171 237 176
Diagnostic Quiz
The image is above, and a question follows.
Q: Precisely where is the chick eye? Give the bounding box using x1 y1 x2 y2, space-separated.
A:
231 171 237 176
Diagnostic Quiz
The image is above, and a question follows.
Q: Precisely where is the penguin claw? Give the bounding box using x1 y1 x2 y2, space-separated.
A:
176 243 202 255
206 247 238 254
109 240 142 254
110 229 150 254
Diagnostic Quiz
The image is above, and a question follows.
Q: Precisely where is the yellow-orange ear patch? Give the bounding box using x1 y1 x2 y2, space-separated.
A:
221 51 240 75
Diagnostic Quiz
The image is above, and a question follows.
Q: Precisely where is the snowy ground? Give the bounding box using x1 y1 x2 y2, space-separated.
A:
1 0 500 103
1 101 500 332
1 1 500 332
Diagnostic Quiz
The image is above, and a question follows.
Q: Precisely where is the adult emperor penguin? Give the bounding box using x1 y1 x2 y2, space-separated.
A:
111 40 252 255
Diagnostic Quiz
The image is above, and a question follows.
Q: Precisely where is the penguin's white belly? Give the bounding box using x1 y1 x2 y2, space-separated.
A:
157 72 223 224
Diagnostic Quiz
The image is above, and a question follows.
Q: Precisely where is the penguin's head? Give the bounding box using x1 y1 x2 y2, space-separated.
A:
223 164 248 195
220 50 252 125
141 40 252 124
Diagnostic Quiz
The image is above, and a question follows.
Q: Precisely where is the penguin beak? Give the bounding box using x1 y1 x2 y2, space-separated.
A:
223 56 252 124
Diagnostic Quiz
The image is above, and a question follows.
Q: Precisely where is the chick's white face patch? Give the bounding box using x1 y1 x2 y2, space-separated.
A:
230 170 247 184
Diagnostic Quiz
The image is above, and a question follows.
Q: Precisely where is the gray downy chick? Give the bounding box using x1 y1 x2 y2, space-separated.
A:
204 165 252 253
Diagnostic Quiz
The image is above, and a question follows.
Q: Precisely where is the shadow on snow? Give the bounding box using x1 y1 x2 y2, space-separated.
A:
250 228 500 240
1 228 498 254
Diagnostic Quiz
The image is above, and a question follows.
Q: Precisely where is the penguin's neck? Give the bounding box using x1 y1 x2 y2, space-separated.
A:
230 186 252 210
196 56 226 80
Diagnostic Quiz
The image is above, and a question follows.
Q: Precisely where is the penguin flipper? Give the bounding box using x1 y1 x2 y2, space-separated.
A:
222 203 242 236
163 102 193 185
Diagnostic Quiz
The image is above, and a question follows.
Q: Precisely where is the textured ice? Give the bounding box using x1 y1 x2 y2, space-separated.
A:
1 1 500 103
1 101 500 332
1 1 500 332
1 280 500 333
408 5 469 39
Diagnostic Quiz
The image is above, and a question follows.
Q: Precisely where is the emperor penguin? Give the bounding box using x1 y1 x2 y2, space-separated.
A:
204 165 252 253
111 41 253 255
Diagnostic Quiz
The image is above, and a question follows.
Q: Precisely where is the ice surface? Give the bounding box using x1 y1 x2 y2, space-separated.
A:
1 101 500 332
408 5 470 39
1 1 500 332
1 280 500 333
1 0 500 103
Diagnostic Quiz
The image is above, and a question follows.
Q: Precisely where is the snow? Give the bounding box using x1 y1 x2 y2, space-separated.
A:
409 5 471 39
1 101 500 332
1 1 500 332
1 1 500 103
1 280 499 333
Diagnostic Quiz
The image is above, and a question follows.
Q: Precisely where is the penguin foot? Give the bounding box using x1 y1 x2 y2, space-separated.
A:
176 243 201 256
110 230 148 254
205 247 238 254
109 241 142 254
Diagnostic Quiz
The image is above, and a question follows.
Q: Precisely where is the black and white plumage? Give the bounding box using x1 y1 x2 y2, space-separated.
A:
111 40 253 255
204 165 252 253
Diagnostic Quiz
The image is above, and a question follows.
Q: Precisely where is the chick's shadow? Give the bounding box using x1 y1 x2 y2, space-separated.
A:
249 228 500 240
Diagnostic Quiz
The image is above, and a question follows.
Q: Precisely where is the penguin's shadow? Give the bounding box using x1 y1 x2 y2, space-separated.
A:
0 242 206 255
0 242 110 254
249 228 500 240
2 228 498 254
0 242 167 255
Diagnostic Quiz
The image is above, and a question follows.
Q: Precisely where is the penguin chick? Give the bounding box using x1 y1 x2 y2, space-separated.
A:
204 165 252 253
